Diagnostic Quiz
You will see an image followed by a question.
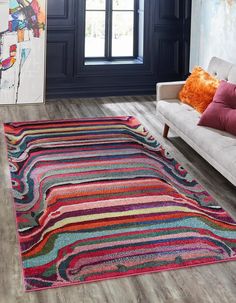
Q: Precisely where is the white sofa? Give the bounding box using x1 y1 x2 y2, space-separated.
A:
156 57 236 186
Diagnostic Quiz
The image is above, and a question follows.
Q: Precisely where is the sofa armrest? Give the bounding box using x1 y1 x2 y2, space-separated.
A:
156 81 185 101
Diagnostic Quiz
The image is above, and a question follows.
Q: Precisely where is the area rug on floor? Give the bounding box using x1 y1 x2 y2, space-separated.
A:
4 116 236 291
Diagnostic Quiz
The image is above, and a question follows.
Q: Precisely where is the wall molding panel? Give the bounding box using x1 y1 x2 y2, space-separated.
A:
47 32 75 80
47 0 75 29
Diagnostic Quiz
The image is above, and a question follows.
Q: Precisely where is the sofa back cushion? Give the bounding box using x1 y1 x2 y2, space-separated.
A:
198 80 236 136
179 67 220 113
207 57 236 83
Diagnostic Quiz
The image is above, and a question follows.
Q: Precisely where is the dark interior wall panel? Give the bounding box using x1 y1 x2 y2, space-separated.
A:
47 32 75 80
159 0 180 21
46 0 192 98
47 0 75 28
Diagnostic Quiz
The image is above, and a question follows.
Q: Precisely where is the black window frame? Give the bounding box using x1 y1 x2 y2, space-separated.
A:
84 0 140 62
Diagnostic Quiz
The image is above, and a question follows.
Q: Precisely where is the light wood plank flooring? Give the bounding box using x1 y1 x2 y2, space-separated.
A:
0 95 236 303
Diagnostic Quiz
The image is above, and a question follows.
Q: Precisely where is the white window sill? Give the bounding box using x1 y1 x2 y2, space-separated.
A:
84 58 143 66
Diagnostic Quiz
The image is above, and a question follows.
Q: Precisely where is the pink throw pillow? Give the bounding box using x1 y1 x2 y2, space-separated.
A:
198 80 236 136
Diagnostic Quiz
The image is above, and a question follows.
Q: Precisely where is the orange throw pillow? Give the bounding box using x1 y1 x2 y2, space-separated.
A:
179 67 220 113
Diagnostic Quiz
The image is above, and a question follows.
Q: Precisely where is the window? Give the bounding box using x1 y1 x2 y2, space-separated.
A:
84 0 143 61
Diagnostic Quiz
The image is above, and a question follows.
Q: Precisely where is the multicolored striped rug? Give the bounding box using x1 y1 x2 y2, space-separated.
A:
4 116 236 291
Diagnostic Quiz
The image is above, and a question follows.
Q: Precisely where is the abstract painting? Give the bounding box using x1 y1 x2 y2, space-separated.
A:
0 0 46 104
190 0 236 70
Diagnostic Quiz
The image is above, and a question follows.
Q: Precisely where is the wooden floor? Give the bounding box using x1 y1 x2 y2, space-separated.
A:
0 95 236 303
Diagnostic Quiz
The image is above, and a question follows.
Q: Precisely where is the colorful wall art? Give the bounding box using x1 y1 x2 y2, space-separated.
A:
0 0 46 104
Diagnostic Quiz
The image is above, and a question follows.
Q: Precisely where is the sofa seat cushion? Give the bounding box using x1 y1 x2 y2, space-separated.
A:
157 99 236 183
157 99 201 133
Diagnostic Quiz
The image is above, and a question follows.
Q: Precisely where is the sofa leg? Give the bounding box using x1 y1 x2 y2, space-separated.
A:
163 124 170 138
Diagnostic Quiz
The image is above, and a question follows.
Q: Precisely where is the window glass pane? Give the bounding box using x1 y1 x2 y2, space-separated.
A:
139 0 144 10
112 12 134 57
85 11 105 57
86 0 106 10
138 0 144 58
113 0 134 10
